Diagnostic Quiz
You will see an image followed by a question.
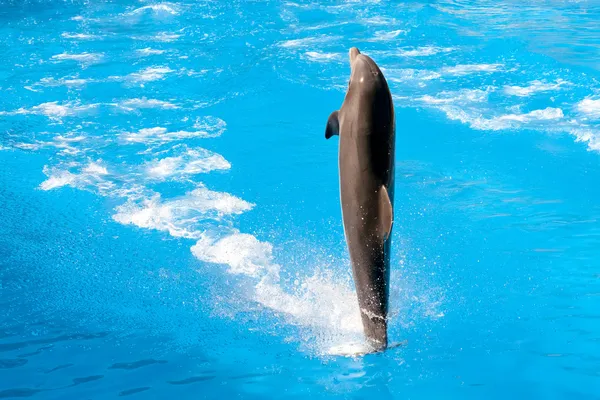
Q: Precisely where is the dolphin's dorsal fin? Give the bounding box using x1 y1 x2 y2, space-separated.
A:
379 185 393 241
325 111 339 139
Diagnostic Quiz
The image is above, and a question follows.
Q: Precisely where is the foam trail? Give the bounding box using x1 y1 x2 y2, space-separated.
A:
39 170 78 190
438 106 563 131
192 232 278 277
189 229 445 356
125 4 180 17
441 63 503 76
37 77 91 87
113 186 254 239
39 161 109 191
153 32 181 42
122 66 175 83
120 117 226 145
576 97 600 119
504 79 569 97
383 68 441 83
190 231 367 354
398 46 455 57
136 48 166 56
51 52 104 64
8 101 99 120
255 269 365 354
369 30 407 41
61 33 102 40
278 35 341 49
417 88 491 105
145 148 231 180
304 51 340 62
118 98 179 111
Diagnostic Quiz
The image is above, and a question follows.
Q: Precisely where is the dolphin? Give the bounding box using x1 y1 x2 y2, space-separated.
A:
325 47 395 351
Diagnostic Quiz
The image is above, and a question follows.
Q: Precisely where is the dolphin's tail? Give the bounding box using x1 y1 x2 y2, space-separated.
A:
352 239 391 352
361 311 388 352
354 261 389 352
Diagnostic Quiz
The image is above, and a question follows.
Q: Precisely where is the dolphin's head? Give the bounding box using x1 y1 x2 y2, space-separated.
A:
349 47 361 64
326 47 389 140
347 47 380 90
348 47 362 84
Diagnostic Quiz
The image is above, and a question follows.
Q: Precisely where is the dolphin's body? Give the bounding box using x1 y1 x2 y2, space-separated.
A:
325 47 395 351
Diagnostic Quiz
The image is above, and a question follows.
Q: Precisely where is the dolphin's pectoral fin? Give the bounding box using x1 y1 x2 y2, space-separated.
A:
379 186 393 241
325 111 339 139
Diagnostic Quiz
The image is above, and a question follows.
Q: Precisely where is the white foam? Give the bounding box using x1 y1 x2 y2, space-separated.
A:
113 187 254 239
83 162 108 175
12 143 44 151
114 195 197 238
384 68 441 83
279 35 341 49
360 16 398 25
51 135 87 154
192 232 276 276
189 230 385 354
126 4 180 16
441 63 503 76
504 79 569 97
440 106 564 131
121 117 226 145
189 229 365 349
255 269 363 337
429 104 600 152
145 148 230 179
126 66 174 83
398 46 455 57
193 115 227 134
326 342 373 357
154 32 181 42
37 77 91 87
41 102 96 118
53 135 86 143
121 127 168 143
495 107 564 123
568 124 600 152
292 21 350 32
417 88 491 105
51 52 104 64
39 161 109 191
576 97 600 119
136 48 166 56
61 33 101 40
118 98 178 111
369 30 407 41
304 51 340 62
13 101 98 120
33 102 74 118
39 170 77 190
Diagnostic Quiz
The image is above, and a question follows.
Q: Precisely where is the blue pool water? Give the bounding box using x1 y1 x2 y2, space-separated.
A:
2 0 600 398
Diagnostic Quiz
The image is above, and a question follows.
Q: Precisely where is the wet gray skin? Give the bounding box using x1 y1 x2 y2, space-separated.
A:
325 47 395 352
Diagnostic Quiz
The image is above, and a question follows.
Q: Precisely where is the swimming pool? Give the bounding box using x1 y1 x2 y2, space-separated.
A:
1 0 600 398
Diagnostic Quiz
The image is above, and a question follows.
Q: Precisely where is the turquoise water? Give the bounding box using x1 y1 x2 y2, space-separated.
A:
2 0 600 398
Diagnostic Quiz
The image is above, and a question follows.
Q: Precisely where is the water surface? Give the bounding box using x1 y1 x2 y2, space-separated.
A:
1 0 600 398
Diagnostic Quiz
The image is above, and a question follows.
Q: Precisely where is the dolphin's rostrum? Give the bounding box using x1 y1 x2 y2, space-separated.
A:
325 47 395 352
